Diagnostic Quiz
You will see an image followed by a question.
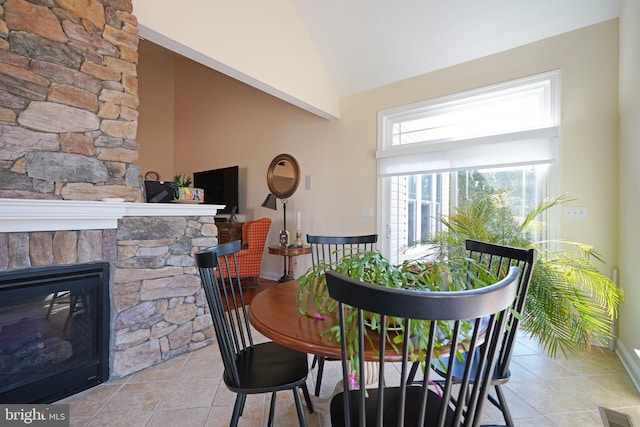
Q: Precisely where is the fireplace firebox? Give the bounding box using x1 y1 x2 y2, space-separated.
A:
0 263 110 403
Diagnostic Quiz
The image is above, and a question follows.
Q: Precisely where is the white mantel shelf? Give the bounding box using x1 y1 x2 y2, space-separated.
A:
0 198 225 233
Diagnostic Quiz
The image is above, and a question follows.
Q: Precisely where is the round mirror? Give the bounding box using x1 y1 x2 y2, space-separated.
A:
267 154 300 199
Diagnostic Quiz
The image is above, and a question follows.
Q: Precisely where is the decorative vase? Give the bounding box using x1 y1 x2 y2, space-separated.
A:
174 187 204 202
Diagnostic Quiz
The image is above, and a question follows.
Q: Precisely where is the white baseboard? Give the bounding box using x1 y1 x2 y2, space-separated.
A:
616 341 640 394
260 272 282 282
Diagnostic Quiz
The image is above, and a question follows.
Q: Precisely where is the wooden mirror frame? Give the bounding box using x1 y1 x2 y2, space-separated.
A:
266 154 300 199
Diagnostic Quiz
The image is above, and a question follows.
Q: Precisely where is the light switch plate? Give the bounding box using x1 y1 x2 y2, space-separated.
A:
361 208 373 217
564 206 587 220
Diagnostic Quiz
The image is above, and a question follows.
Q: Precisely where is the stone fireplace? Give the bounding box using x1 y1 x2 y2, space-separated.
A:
0 199 222 398
0 0 222 399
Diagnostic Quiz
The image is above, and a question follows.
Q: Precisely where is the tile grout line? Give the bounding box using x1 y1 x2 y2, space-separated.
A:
142 353 194 427
76 380 128 426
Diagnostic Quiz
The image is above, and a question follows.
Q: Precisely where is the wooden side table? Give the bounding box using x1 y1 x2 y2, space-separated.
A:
268 245 311 283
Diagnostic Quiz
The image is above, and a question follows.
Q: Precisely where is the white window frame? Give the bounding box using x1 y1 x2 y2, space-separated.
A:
376 71 561 260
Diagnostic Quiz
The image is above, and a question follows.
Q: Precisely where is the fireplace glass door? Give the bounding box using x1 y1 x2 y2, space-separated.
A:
0 263 110 403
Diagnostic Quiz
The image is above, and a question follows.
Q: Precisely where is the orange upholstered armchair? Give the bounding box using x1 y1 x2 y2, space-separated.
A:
222 218 271 287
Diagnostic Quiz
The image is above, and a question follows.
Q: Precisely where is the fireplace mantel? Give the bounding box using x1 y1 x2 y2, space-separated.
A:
0 198 224 233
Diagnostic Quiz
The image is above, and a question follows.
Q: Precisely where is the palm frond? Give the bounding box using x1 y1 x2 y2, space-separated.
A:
431 191 623 357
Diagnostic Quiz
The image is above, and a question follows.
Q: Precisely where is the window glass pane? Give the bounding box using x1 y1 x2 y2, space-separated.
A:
390 80 553 146
407 201 416 245
420 201 431 242
389 164 547 263
456 166 542 216
408 175 416 199
421 175 431 200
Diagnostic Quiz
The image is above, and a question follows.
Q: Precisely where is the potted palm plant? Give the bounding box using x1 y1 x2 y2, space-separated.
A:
428 191 623 356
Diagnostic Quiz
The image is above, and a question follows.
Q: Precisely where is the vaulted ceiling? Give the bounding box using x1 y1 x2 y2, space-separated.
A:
293 0 621 97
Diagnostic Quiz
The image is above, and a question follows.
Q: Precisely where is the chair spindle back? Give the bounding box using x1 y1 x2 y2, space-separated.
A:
465 240 536 378
195 240 253 386
307 234 378 270
325 267 520 427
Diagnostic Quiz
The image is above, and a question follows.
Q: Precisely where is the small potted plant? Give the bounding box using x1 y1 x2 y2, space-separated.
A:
171 173 204 203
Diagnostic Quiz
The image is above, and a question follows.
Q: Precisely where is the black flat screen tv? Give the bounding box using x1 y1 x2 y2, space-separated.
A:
193 166 239 214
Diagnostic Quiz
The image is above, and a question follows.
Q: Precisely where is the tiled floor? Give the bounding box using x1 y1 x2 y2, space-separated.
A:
60 330 640 426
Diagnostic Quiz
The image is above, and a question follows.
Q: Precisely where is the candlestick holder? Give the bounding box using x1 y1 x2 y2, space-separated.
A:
279 230 290 247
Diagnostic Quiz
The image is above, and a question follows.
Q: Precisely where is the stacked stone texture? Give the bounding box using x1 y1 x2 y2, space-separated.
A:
0 0 143 201
112 215 218 377
0 228 116 269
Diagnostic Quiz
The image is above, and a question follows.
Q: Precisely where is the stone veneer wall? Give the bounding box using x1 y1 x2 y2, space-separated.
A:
0 229 117 270
0 0 142 201
111 216 217 377
0 1 220 379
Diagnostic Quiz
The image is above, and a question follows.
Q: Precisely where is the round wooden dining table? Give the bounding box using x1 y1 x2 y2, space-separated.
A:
248 280 408 363
248 280 386 413
248 280 343 359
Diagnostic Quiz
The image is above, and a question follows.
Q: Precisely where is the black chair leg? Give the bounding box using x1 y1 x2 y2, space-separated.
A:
301 383 314 413
311 355 318 369
293 386 309 427
267 391 277 427
407 361 420 384
238 393 247 416
494 385 515 427
314 356 325 396
230 394 245 427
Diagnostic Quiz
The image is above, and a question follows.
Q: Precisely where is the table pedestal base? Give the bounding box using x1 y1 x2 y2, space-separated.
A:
305 361 380 416
278 274 290 283
268 246 311 283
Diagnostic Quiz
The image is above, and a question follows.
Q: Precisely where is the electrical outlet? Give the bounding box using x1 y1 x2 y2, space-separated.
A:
564 206 587 220
361 208 373 217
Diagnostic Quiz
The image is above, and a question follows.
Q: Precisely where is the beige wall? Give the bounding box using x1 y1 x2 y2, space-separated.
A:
137 40 176 182
133 0 339 119
170 56 328 215
137 19 621 323
617 0 640 389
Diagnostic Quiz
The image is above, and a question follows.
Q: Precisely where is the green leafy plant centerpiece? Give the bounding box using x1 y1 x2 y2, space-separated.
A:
298 250 491 315
297 250 494 376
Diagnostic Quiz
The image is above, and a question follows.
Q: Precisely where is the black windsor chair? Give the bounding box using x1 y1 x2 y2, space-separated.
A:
195 240 314 427
325 266 520 426
409 239 536 426
306 234 378 397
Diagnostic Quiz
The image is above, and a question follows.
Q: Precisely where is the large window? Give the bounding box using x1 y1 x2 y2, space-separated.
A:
377 72 559 263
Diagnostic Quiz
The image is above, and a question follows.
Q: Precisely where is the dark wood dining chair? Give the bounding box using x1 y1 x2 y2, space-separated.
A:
409 239 536 426
306 234 378 396
324 267 520 426
195 240 314 427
